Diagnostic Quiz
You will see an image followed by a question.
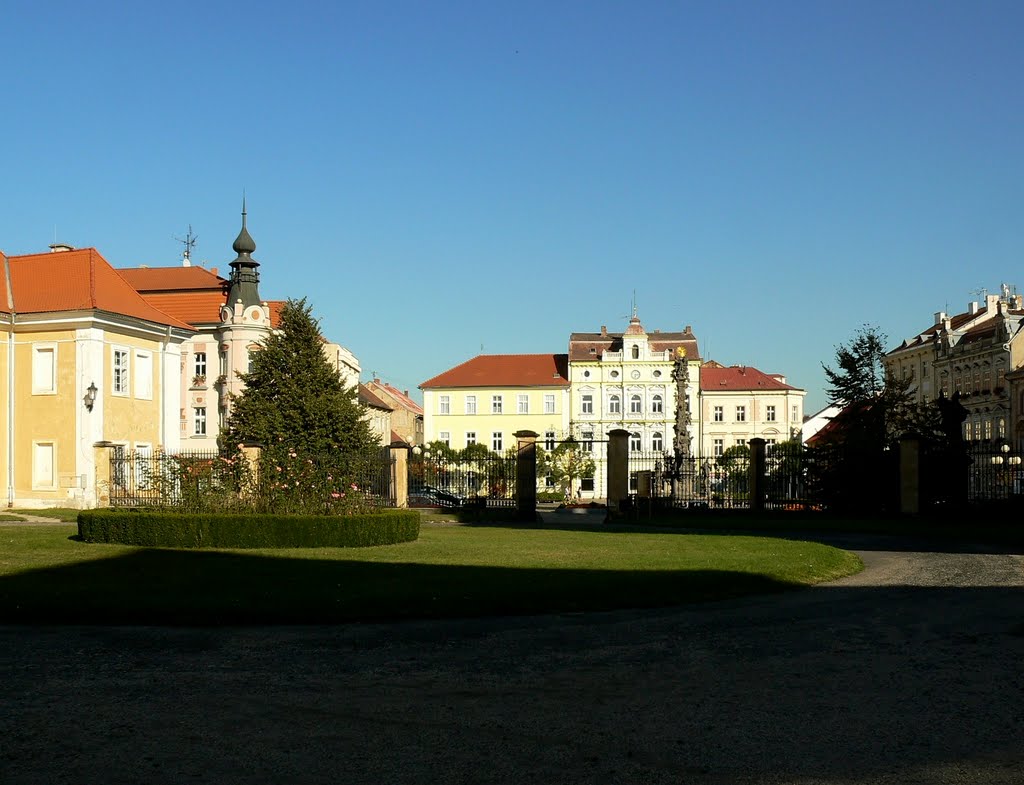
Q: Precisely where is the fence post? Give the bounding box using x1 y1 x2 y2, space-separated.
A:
92 442 114 507
514 431 538 521
390 442 409 508
239 443 262 500
899 434 922 515
748 438 766 513
607 429 630 516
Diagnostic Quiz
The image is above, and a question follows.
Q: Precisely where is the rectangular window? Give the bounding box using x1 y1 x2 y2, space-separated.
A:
736 438 747 447
466 431 477 446
517 394 529 414
491 395 503 414
439 395 450 415
581 394 593 414
134 443 152 489
32 441 56 489
194 351 207 378
194 407 207 436
580 477 595 492
32 345 57 394
492 432 503 452
544 431 555 451
713 438 724 457
113 348 130 395
439 431 450 447
766 405 776 422
736 405 746 422
465 395 477 415
135 351 153 400
766 439 777 446
791 405 799 422
544 394 555 414
582 431 594 452
714 406 723 422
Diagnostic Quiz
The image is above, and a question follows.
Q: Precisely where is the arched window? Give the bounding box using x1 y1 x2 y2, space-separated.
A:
629 394 642 413
631 345 639 359
629 432 642 451
609 394 621 414
652 431 663 451
652 394 663 413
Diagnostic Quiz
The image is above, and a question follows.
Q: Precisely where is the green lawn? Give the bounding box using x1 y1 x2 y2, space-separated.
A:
0 522 862 625
10 507 81 522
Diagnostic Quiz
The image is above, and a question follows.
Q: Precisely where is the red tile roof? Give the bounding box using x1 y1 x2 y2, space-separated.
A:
4 248 193 330
700 365 799 392
421 354 570 389
359 383 393 410
366 379 424 415
117 266 226 292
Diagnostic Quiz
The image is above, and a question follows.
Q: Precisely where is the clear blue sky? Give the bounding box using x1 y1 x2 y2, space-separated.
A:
3 1 1022 414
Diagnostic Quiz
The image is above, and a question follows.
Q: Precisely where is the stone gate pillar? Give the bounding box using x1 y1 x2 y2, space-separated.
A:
514 431 538 521
389 442 410 508
607 429 630 515
749 438 766 513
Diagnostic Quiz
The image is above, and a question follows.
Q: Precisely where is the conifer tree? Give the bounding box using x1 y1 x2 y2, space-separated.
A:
223 298 375 457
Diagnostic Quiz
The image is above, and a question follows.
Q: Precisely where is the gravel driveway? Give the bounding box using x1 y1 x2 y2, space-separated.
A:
2 531 1022 784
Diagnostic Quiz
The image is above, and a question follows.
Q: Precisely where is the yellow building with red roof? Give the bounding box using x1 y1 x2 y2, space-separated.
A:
0 244 193 508
420 354 570 454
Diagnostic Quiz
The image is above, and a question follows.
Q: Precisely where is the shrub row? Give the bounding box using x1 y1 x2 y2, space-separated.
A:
77 509 420 549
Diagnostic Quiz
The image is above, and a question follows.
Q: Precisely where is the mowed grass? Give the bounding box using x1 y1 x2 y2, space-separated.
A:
0 522 862 625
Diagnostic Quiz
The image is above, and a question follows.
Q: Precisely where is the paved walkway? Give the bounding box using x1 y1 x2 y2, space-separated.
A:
1 532 1022 784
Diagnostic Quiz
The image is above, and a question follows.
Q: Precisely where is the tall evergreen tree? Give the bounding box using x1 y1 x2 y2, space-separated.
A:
223 298 375 456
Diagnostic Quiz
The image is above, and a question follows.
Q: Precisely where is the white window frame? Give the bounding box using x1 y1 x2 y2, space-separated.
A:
517 394 529 414
465 431 477 446
651 394 663 414
491 395 503 414
439 431 450 446
766 405 776 422
582 431 594 452
492 432 503 452
581 393 594 414
32 344 57 395
544 431 555 451
629 432 641 451
713 438 724 457
652 432 663 451
465 395 477 415
544 394 555 414
194 351 207 378
736 405 746 423
713 406 723 422
609 394 621 414
112 346 130 396
629 394 642 414
194 406 207 436
439 395 450 415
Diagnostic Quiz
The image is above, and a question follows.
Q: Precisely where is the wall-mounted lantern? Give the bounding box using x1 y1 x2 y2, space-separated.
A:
83 382 98 411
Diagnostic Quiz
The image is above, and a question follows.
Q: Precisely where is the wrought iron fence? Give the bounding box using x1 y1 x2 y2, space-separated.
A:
965 443 1024 502
109 447 396 511
408 447 517 508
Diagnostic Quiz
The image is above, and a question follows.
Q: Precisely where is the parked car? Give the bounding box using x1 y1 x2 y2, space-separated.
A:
408 485 464 509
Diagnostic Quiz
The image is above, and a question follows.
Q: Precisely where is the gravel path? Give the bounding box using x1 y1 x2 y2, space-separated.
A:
2 532 1022 784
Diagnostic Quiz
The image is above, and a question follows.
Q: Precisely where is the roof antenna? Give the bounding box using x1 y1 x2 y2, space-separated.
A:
174 225 198 267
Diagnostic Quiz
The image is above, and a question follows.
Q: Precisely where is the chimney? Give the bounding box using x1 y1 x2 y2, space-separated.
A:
600 325 607 337
404 390 409 397
969 301 980 315
987 294 1000 313
49 243 73 253
934 311 946 325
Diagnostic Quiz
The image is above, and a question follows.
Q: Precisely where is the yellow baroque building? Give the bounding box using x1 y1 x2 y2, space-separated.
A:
0 246 193 509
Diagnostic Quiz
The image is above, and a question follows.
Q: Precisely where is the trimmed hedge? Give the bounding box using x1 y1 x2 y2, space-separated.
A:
77 509 420 549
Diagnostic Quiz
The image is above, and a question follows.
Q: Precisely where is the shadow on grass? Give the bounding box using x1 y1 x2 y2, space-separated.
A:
0 547 802 626
478 509 1024 556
